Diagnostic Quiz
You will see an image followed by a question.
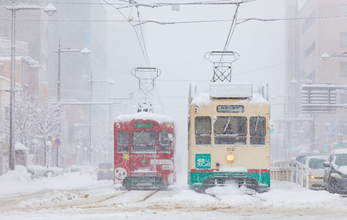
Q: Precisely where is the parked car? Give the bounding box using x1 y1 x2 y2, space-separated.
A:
97 163 114 181
302 156 328 190
323 149 347 194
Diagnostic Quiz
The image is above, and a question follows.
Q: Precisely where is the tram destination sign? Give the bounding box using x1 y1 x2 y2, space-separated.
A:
133 122 154 128
217 105 244 113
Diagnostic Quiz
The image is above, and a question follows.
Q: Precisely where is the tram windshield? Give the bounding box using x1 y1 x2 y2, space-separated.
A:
214 116 247 145
117 131 129 153
195 116 211 145
159 131 171 153
131 131 156 153
249 116 266 145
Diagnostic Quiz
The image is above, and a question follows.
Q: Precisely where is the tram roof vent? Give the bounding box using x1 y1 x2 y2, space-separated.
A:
210 82 253 99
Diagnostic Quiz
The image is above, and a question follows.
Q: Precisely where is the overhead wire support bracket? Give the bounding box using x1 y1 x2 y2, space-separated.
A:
131 67 161 112
204 51 240 82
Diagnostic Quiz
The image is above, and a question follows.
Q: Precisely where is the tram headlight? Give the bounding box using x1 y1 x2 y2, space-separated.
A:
226 154 235 163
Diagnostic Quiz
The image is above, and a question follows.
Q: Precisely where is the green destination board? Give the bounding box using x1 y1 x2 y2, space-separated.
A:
195 154 211 170
133 123 154 128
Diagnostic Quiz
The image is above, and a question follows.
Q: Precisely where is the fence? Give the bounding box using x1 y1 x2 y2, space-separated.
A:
270 159 309 188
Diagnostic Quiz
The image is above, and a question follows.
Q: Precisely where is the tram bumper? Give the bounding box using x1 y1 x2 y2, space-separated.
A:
189 170 270 190
122 176 166 189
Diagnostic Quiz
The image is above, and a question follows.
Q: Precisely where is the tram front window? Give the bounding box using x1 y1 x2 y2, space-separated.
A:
195 116 211 145
131 131 156 153
159 131 171 153
214 116 247 145
250 116 266 145
117 131 129 153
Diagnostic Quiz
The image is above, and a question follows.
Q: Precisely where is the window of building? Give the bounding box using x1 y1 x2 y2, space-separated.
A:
340 121 347 136
195 116 211 145
302 11 315 34
305 42 315 58
340 4 347 17
340 62 347 77
340 32 347 48
306 71 316 81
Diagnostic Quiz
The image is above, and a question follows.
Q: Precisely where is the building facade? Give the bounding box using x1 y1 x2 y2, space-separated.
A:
285 0 347 157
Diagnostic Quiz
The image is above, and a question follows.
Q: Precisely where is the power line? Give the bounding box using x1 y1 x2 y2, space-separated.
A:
16 0 254 7
1 14 345 24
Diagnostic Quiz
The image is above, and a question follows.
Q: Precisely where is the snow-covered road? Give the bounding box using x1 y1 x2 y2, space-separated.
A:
1 167 347 219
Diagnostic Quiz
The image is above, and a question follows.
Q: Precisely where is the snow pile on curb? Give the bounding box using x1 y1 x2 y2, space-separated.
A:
0 165 99 197
0 166 31 191
27 165 63 179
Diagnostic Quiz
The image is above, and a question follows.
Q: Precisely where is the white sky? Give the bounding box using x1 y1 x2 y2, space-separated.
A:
105 0 286 116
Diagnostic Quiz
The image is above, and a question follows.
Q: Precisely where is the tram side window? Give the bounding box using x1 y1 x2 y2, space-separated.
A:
159 131 171 153
117 131 129 153
195 116 211 145
131 131 156 153
250 116 266 145
214 116 247 145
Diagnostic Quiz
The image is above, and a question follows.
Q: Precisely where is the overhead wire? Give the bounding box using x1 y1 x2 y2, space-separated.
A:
17 0 254 7
101 0 150 67
103 0 166 111
0 14 344 25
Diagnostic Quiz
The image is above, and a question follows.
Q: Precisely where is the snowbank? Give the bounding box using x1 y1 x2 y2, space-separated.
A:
0 165 98 197
27 165 63 179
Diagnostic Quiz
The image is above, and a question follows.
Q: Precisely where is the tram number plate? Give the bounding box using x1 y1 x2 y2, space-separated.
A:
227 147 236 152
150 159 172 165
162 165 171 170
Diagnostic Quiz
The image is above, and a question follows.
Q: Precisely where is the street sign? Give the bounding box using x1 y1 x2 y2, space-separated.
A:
338 142 345 148
54 138 61 146
301 83 337 113
338 135 343 142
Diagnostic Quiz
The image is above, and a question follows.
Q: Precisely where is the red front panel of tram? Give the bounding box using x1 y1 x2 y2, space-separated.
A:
114 119 175 185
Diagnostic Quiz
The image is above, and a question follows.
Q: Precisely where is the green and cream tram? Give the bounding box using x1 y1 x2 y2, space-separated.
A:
188 82 271 192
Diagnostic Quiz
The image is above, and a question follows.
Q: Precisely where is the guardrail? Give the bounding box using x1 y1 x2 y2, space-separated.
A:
270 159 309 188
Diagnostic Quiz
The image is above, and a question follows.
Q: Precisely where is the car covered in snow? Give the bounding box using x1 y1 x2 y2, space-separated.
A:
302 155 328 190
97 163 114 181
323 149 347 194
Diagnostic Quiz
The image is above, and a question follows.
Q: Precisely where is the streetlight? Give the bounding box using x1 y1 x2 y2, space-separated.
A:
321 52 347 61
7 1 57 170
88 76 114 166
55 41 90 102
54 42 90 168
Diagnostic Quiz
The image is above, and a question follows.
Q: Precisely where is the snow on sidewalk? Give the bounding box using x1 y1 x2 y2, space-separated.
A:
0 165 107 198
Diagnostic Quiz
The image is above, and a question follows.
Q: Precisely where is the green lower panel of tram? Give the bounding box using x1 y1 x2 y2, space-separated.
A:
122 176 166 189
188 171 270 190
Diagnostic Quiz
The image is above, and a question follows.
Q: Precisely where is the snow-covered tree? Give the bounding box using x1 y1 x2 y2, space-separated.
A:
0 95 64 167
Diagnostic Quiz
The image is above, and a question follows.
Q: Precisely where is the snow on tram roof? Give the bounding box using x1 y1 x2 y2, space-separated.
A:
115 112 174 123
191 92 268 106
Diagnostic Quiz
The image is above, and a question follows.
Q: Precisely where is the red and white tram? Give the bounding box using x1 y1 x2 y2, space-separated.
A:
114 112 176 189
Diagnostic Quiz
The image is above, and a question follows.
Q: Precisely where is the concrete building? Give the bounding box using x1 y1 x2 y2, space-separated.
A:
285 0 347 157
